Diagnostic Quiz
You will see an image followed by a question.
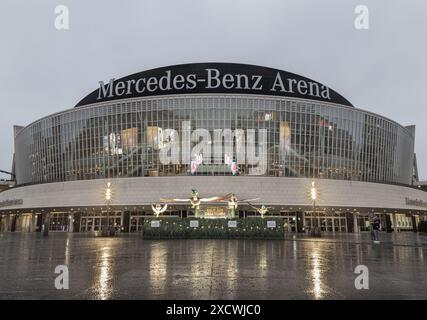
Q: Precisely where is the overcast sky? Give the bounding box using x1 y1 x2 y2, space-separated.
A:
0 0 426 179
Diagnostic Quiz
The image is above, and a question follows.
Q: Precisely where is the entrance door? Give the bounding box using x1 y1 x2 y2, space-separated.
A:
130 216 146 232
87 218 94 232
79 212 123 232
130 217 138 232
282 217 296 232
333 218 340 232
304 212 348 233
280 212 297 232
49 213 70 232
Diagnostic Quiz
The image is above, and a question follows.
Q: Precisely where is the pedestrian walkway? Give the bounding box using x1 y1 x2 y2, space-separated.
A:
0 232 426 299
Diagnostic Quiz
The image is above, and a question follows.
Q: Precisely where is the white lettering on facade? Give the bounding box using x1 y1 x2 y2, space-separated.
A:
96 69 333 102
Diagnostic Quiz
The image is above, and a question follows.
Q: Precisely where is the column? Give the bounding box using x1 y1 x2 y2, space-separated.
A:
43 212 50 236
385 214 393 233
68 213 74 233
36 213 43 232
11 214 17 232
296 211 305 233
5 215 11 231
346 212 355 233
123 211 130 232
72 212 81 232
391 213 398 233
353 213 359 233
30 213 37 232
411 215 418 233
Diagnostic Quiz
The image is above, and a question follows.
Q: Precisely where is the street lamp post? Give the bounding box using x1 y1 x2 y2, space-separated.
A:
310 181 321 237
102 182 114 237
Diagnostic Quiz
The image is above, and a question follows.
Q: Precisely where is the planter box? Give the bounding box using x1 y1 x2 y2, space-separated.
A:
142 217 285 240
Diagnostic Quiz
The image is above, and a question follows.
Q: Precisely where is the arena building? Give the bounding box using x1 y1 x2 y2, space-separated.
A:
0 63 426 234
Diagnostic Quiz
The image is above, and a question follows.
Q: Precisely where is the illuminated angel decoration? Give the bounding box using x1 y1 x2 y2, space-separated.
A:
222 194 260 218
247 203 272 218
151 203 168 217
161 189 230 217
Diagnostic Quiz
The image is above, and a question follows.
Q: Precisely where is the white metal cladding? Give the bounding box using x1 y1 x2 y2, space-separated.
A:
0 177 426 212
14 94 414 186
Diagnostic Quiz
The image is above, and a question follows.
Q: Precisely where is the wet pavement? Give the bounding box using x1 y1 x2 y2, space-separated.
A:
0 232 426 300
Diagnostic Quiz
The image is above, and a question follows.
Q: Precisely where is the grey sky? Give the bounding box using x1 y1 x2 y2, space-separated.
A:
0 0 426 179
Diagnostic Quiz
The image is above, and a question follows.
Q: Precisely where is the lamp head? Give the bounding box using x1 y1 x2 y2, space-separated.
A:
105 182 113 202
310 181 318 201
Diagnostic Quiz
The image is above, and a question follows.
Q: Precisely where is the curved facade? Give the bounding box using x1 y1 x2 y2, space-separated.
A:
15 95 414 185
1 63 426 234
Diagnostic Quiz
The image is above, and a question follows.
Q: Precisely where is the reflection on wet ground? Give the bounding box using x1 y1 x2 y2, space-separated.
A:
0 232 426 299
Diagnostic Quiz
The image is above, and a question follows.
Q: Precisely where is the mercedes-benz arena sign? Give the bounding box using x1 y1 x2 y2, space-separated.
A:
76 63 353 107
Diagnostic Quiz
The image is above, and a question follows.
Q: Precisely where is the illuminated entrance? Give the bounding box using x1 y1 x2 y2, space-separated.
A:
159 189 260 219
79 212 123 232
304 211 348 232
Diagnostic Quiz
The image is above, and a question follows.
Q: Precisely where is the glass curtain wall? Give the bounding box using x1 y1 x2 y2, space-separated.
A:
14 96 414 185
